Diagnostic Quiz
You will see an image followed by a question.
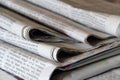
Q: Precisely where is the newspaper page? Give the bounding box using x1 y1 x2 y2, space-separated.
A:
0 40 57 80
26 0 120 37
0 27 101 62
0 27 62 62
0 0 113 45
1 26 119 63
1 26 120 67
52 54 120 80
60 40 120 70
0 7 71 42
0 40 120 80
0 69 23 80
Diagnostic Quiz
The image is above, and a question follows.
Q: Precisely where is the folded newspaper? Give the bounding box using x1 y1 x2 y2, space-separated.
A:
0 6 73 43
0 40 120 80
52 54 120 80
0 7 119 63
0 0 116 46
0 59 120 80
0 0 120 80
25 0 120 37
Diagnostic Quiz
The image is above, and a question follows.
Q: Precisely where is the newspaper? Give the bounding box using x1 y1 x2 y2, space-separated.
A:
0 0 114 46
52 54 120 80
0 0 120 80
0 7 71 43
0 40 57 80
1 40 120 80
0 27 100 62
26 0 120 37
0 5 119 64
0 27 74 62
53 41 120 70
1 26 120 67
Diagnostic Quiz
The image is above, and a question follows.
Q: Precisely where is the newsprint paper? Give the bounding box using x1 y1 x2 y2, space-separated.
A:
0 0 120 80
0 40 120 80
0 6 120 64
1 25 120 66
0 40 57 80
0 0 115 46
0 7 72 43
26 0 120 37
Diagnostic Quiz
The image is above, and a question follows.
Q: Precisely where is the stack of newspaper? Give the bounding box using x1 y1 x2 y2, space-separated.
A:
0 0 120 80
